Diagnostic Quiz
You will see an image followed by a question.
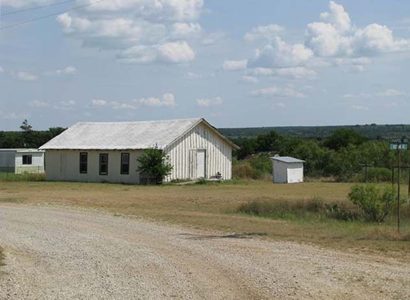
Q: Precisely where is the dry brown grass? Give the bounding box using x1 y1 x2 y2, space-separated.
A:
0 247 4 267
0 180 409 259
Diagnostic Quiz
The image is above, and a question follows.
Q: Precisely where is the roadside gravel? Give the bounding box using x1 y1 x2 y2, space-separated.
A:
0 204 409 299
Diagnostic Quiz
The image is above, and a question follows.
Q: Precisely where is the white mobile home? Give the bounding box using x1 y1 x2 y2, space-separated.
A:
40 118 238 184
0 149 45 174
272 156 305 184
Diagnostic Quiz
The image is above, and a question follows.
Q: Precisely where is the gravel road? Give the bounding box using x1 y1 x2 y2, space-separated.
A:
0 204 409 299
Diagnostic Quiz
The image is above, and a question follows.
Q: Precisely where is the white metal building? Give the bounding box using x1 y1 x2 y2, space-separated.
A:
39 118 238 184
271 156 305 184
0 149 45 174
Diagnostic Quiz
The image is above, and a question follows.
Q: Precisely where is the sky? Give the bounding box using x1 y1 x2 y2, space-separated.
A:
1 0 410 130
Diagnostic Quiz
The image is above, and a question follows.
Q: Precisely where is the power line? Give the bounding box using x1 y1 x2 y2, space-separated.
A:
1 0 75 17
0 0 106 31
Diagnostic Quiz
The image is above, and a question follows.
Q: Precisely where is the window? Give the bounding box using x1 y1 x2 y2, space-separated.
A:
121 153 130 175
22 155 32 165
99 153 109 175
79 152 88 174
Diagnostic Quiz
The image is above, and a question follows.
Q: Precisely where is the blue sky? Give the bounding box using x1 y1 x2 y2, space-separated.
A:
1 0 410 130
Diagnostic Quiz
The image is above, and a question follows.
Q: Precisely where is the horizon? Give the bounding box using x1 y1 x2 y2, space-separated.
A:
1 1 410 130
3 119 410 131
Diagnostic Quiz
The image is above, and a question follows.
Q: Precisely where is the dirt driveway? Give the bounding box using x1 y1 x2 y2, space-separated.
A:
0 204 409 299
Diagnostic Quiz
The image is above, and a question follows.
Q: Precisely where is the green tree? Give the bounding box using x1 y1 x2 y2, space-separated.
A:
348 184 395 222
137 147 173 184
324 129 367 151
255 130 281 152
20 119 32 132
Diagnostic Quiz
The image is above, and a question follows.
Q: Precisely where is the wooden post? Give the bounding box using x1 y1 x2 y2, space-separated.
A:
408 168 410 199
392 166 395 189
397 149 401 235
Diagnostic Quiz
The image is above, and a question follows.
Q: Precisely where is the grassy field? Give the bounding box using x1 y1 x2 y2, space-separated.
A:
0 180 409 259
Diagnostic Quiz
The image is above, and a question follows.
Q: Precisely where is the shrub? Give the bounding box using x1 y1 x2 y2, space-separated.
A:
324 203 359 221
233 154 272 180
238 197 361 222
233 161 259 179
360 167 392 183
137 147 173 184
237 197 326 219
348 184 395 223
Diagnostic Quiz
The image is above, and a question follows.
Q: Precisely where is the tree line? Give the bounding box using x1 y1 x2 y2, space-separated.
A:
0 120 65 149
232 128 408 181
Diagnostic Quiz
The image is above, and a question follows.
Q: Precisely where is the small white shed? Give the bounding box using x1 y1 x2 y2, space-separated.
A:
0 149 45 174
271 156 305 184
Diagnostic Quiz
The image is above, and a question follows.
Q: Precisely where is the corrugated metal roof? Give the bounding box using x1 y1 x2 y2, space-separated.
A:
0 149 44 153
271 156 305 163
40 118 238 150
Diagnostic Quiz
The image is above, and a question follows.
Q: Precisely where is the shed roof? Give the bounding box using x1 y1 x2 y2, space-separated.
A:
40 118 238 150
0 149 44 153
271 156 305 163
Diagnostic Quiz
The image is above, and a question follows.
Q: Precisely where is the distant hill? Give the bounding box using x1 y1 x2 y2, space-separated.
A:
219 124 410 140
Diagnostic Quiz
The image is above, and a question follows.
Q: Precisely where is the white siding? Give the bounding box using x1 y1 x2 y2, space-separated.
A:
273 161 304 184
273 161 288 183
15 152 45 174
287 163 304 183
45 150 143 183
165 123 233 181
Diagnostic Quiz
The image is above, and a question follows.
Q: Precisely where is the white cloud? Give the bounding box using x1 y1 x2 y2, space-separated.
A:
306 1 410 57
30 100 49 108
171 22 202 38
157 41 195 63
82 0 204 22
223 60 248 71
92 93 176 109
320 1 351 33
351 105 369 111
247 67 316 79
55 66 77 75
54 100 76 110
117 41 195 64
2 0 54 8
196 97 223 107
244 24 283 42
343 89 407 99
91 99 108 106
201 32 226 46
251 86 305 98
241 76 258 84
376 89 406 97
117 46 158 64
139 93 176 107
0 66 4 73
0 111 29 120
55 0 204 64
249 37 313 68
274 67 317 79
13 71 38 81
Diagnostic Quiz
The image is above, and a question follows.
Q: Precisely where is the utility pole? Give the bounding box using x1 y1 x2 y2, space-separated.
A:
397 147 401 235
408 168 410 199
390 138 408 236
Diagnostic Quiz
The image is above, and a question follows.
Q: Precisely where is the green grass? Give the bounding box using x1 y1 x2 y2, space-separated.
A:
0 172 45 182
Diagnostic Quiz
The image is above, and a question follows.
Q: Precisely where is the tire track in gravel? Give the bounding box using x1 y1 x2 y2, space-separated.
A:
0 204 409 299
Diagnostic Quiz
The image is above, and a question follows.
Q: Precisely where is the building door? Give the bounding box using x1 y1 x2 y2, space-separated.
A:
196 150 206 179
